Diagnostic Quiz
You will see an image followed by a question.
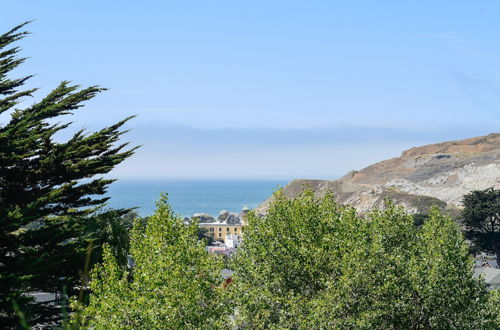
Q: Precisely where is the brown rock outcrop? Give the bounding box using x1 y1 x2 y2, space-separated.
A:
256 133 500 216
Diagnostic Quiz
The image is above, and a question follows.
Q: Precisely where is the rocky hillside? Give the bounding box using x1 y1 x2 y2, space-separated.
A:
256 133 500 216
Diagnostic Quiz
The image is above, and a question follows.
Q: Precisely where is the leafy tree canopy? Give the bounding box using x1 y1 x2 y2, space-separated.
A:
231 190 498 329
72 194 230 329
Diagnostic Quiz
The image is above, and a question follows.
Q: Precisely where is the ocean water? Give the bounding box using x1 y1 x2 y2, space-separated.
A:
105 179 289 217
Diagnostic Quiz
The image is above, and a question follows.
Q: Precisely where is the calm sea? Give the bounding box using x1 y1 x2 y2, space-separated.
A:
105 179 289 217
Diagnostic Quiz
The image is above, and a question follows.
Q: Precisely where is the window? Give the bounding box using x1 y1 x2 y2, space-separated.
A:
219 233 222 237
219 228 222 232
234 228 238 232
227 227 230 232
209 228 214 232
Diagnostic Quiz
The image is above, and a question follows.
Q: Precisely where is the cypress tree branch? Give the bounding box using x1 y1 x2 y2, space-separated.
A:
0 22 138 326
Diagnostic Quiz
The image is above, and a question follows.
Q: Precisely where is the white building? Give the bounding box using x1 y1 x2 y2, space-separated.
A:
225 233 242 249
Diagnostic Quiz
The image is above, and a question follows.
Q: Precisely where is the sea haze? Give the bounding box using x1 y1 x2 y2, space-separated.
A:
105 179 289 217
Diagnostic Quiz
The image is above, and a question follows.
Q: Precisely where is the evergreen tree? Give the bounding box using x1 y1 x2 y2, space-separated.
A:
0 23 136 326
462 188 500 266
72 194 229 329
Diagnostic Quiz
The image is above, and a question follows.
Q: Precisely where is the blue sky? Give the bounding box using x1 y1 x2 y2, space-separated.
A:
2 1 499 179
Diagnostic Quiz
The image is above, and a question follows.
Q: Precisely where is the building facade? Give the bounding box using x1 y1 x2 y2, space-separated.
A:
199 222 243 242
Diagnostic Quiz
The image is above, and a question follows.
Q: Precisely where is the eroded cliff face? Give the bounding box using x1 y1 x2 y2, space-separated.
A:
256 133 500 215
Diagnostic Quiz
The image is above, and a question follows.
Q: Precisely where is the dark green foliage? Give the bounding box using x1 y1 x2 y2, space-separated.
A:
0 23 136 326
197 226 214 245
462 188 500 266
412 212 429 227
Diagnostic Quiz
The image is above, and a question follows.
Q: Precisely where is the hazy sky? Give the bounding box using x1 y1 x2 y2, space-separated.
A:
2 1 499 179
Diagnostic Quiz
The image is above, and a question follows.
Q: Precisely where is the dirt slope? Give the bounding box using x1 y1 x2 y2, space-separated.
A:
256 133 500 215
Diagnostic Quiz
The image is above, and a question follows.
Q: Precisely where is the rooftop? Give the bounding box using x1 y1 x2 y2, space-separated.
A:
199 221 243 226
474 266 500 284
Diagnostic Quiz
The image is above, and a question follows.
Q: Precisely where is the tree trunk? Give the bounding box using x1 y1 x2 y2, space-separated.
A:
494 242 500 269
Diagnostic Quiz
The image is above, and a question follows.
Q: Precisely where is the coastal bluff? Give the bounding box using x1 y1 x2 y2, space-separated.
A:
256 133 500 216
